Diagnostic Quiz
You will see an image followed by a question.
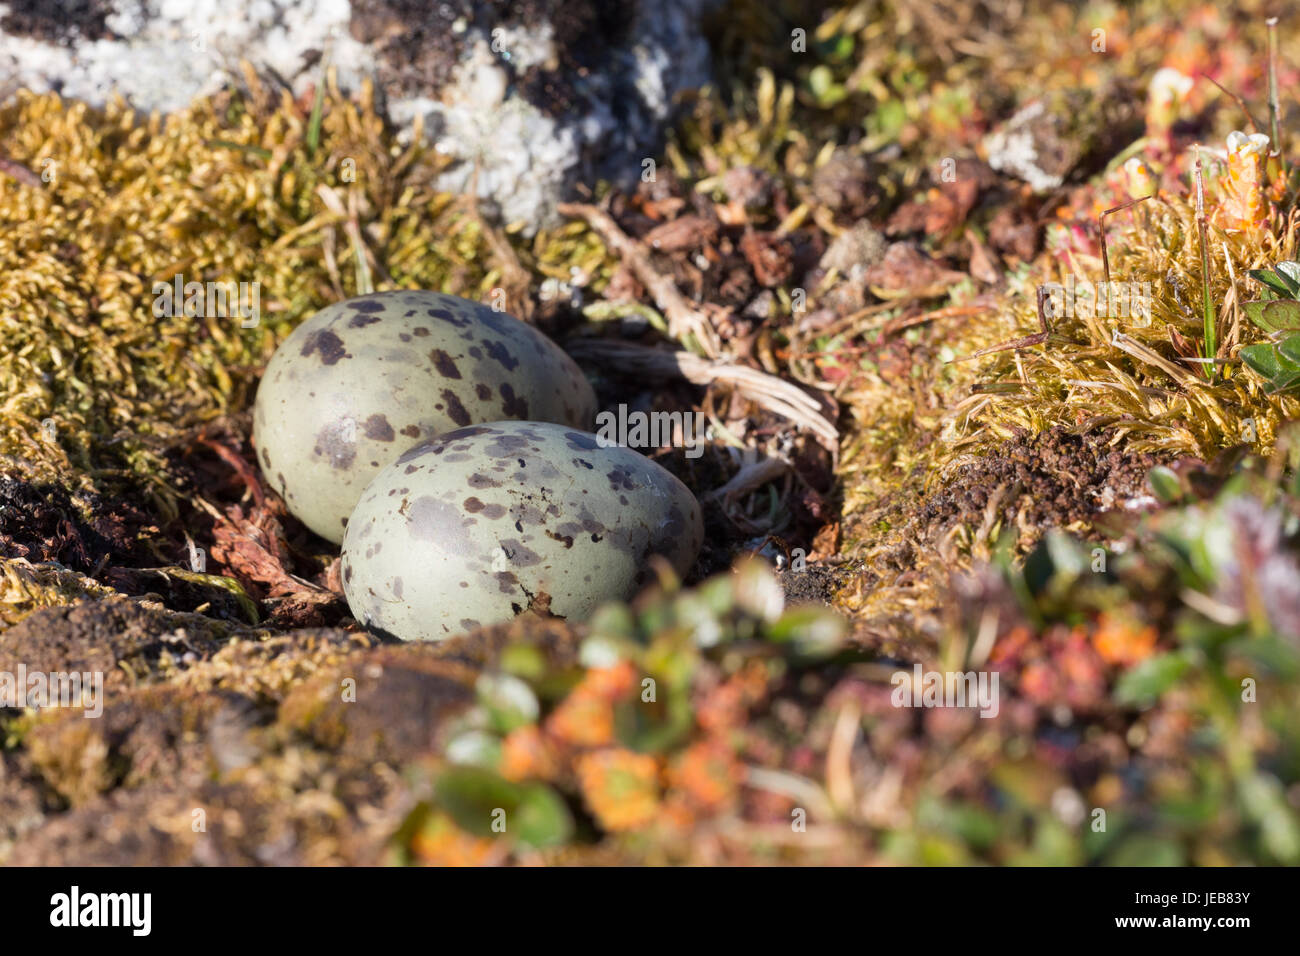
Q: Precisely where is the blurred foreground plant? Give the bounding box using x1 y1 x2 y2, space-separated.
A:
390 560 847 862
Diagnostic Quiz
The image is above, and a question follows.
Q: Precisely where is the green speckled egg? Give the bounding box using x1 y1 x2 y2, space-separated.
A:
253 291 596 543
340 421 704 641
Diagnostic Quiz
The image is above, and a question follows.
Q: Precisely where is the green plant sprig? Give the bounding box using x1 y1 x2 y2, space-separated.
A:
1239 261 1300 394
1193 147 1219 382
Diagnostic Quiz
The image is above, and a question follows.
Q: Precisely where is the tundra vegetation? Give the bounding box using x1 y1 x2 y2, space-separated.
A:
0 0 1297 865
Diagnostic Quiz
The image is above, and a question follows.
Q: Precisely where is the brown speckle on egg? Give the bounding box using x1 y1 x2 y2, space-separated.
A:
340 421 701 642
253 291 596 544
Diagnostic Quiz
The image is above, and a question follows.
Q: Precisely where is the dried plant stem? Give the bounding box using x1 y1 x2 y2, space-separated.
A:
1110 331 1200 388
1267 18 1281 157
1202 73 1261 134
706 455 791 502
558 202 722 358
316 184 376 294
565 339 840 456
1099 195 1151 320
1193 147 1218 381
1100 196 1151 288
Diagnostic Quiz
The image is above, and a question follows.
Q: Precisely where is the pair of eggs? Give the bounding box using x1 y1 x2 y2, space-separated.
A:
253 291 704 641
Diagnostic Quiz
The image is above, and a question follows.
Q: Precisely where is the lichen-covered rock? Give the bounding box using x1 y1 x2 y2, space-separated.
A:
253 290 595 544
819 221 887 276
0 0 368 112
340 421 704 641
0 0 714 232
981 86 1142 193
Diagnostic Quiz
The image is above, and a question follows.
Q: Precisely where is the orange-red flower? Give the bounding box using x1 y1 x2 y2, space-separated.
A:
668 740 742 813
576 749 661 832
545 661 639 747
1092 613 1158 667
500 724 562 782
1215 131 1273 233
410 812 501 867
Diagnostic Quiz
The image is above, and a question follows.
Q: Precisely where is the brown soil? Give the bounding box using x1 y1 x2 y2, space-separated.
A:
914 425 1163 541
1 601 580 864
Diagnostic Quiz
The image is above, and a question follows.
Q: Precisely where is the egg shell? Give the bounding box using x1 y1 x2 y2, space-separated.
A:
340 421 704 641
253 291 596 543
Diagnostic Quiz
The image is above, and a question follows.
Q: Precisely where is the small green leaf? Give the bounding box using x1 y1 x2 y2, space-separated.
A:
1262 299 1300 332
1106 834 1186 867
1274 261 1300 296
1277 345 1300 373
444 730 502 769
434 768 572 848
1278 333 1300 365
1240 342 1283 379
1242 299 1268 328
808 65 846 106
1043 530 1089 579
1238 771 1300 863
476 673 539 734
499 643 546 681
1114 651 1192 705
1249 267 1297 297
767 604 848 656
1265 368 1300 394
613 688 693 753
732 558 785 622
1146 465 1184 504
1244 298 1300 333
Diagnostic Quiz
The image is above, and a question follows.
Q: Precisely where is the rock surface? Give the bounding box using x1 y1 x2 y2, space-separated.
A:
0 0 715 230
981 86 1142 194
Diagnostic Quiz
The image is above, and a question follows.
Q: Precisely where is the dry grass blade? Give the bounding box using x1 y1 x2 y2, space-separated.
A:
1100 195 1151 287
558 202 723 358
950 287 1054 362
316 184 377 294
1202 73 1261 135
1109 331 1201 388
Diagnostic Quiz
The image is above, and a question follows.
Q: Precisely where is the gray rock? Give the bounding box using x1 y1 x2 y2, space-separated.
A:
981 86 1142 194
819 222 887 277
0 0 715 232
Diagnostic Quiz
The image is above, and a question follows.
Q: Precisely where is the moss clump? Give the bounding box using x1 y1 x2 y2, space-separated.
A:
0 74 550 504
946 197 1300 462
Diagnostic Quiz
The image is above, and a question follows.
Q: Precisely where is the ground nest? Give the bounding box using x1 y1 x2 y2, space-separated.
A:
1 0 1299 865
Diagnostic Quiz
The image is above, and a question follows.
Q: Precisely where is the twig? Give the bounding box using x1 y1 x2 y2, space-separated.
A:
883 303 991 336
1099 195 1151 288
1202 73 1261 134
558 202 722 358
1111 330 1200 388
565 339 839 457
949 286 1054 362
1267 18 1281 156
0 154 41 188
705 456 791 503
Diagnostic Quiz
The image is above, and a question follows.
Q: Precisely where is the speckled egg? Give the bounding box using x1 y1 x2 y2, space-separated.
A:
340 421 704 641
253 291 596 543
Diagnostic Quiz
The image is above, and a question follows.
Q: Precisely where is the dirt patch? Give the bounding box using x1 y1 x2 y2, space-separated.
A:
0 476 155 573
779 562 841 606
0 608 583 864
0 0 115 46
0 598 239 697
915 426 1162 538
